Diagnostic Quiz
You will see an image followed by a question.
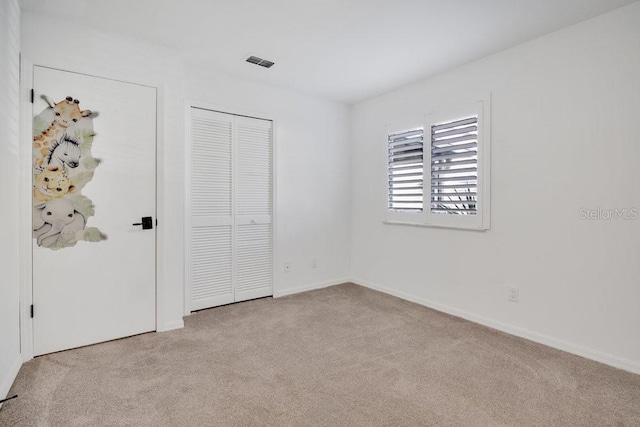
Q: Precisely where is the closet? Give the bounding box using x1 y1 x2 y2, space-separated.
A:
187 107 273 311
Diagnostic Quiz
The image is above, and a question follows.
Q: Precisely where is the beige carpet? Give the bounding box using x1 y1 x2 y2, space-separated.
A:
1 283 639 426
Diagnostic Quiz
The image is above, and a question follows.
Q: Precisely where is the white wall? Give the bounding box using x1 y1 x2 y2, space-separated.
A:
350 2 640 373
17 0 637 383
0 0 22 400
20 10 351 345
184 67 351 297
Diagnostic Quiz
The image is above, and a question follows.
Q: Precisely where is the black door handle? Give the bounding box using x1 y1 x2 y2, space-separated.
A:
133 216 153 230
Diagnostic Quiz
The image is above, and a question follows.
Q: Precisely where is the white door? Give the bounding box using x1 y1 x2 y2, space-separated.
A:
188 108 273 311
32 66 157 356
189 109 234 309
234 116 273 302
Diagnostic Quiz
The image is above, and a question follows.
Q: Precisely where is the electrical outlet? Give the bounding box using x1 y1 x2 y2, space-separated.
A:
284 262 291 273
507 287 519 302
311 258 317 269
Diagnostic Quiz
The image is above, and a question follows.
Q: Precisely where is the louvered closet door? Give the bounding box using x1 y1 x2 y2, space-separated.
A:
234 116 273 302
189 109 273 311
189 108 234 310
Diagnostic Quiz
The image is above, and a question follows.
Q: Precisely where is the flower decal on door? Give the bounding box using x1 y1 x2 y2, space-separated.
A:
32 95 107 249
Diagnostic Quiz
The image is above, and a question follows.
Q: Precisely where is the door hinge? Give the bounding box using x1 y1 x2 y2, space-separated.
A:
30 89 34 103
30 304 34 318
156 218 158 227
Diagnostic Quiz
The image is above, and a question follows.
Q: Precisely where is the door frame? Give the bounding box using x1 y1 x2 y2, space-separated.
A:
183 99 278 315
19 58 163 361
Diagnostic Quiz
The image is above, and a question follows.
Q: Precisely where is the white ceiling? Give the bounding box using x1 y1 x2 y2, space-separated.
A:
19 0 637 104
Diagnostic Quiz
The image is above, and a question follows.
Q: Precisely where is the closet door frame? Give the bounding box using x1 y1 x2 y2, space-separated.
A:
184 100 277 315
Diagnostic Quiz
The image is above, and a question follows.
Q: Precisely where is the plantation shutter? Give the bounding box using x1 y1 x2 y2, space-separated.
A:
189 109 235 310
388 128 424 212
430 116 478 215
234 116 273 302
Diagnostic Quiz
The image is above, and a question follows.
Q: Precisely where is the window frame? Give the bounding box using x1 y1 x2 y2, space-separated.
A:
384 97 490 230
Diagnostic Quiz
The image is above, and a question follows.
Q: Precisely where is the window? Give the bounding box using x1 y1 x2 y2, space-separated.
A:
430 116 478 216
386 126 424 223
385 98 490 230
387 128 424 211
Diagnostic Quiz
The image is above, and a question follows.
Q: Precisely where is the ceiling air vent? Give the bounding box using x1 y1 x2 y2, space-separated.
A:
246 55 275 69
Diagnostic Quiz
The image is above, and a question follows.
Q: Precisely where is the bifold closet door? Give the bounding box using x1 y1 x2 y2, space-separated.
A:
190 109 234 310
189 108 273 311
235 116 273 302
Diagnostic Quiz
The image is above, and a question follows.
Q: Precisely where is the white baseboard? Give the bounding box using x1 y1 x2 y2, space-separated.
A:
352 277 640 375
273 278 349 298
157 319 184 332
0 354 22 408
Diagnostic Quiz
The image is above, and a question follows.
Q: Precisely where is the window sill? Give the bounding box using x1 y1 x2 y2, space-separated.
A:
382 220 489 232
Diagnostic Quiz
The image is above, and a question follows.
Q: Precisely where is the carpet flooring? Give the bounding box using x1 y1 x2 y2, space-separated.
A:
1 283 639 426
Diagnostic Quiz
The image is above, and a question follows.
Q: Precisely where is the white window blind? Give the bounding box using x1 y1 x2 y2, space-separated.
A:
387 128 424 213
430 116 478 215
384 98 490 230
